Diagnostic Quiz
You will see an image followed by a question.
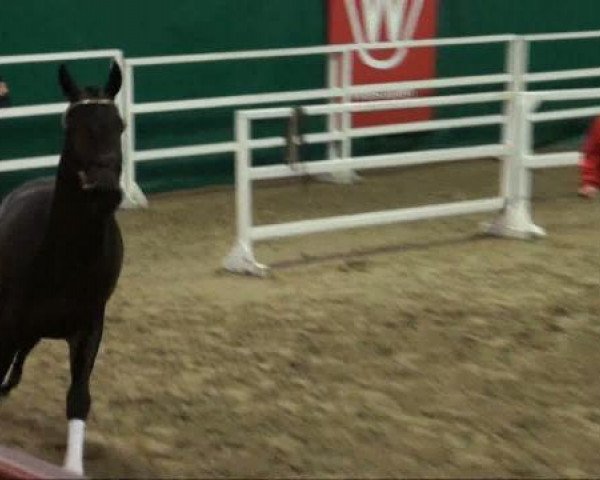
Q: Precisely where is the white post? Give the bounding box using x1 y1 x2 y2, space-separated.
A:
341 48 353 160
485 92 545 238
513 94 539 225
114 51 127 118
501 37 527 199
327 52 342 161
317 47 360 185
119 61 148 208
236 112 252 249
222 112 268 275
485 37 544 238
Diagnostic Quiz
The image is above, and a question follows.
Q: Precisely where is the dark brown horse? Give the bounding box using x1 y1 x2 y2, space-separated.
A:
0 62 125 475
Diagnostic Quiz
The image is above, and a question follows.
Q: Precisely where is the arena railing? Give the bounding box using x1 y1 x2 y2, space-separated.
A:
223 88 518 275
126 34 516 186
2 31 599 216
223 31 600 274
0 49 147 208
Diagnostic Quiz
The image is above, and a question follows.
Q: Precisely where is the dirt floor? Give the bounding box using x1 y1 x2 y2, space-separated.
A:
0 160 599 478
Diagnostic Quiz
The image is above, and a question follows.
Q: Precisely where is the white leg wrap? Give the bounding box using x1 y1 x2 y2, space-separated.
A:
63 419 86 476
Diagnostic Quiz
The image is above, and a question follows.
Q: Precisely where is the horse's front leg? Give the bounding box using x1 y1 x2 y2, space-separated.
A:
64 313 104 476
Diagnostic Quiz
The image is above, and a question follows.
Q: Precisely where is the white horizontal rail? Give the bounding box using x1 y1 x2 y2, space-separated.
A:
129 35 515 67
249 145 507 181
525 67 600 84
530 105 600 122
134 142 236 162
135 133 340 162
137 113 505 162
0 155 59 172
0 49 121 66
251 197 505 241
135 132 345 162
255 115 505 149
134 87 333 114
525 87 600 102
133 74 510 115
525 151 579 169
350 73 511 92
349 115 505 138
0 103 66 120
524 30 600 42
245 92 508 120
135 142 236 162
311 92 510 115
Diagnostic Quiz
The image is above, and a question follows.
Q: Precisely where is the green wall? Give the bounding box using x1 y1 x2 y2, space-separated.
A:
0 0 326 194
435 0 600 150
1 0 600 196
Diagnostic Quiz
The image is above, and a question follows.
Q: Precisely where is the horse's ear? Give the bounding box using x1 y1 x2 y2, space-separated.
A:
104 62 122 99
58 64 80 102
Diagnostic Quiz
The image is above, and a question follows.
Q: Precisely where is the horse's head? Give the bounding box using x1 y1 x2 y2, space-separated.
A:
59 63 125 199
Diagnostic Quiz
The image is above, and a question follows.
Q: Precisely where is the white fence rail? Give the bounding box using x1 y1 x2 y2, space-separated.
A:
125 34 515 187
221 31 600 274
222 89 514 275
122 31 600 185
2 31 600 264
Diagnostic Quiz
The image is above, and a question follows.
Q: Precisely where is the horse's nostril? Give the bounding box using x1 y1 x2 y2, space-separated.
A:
78 171 98 190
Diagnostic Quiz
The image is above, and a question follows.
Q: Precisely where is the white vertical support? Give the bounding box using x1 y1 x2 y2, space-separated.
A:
113 51 127 119
120 61 148 208
235 112 252 249
341 48 353 160
485 92 545 238
513 94 539 222
327 52 342 161
317 47 361 185
500 37 527 199
223 112 268 276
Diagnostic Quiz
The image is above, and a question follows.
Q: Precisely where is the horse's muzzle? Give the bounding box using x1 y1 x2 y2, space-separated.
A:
78 169 120 193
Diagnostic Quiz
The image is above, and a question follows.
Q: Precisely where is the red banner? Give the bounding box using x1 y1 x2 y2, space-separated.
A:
328 0 438 127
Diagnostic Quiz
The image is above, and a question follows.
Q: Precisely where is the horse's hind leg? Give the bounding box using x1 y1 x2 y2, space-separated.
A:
0 342 17 396
0 339 38 397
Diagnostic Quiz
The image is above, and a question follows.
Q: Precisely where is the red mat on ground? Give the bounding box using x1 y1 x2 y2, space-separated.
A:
0 446 82 480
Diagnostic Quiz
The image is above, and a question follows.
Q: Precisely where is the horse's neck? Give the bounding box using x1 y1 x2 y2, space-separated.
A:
45 162 112 252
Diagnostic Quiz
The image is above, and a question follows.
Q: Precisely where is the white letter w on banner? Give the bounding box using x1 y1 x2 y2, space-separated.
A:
363 0 406 43
345 0 425 70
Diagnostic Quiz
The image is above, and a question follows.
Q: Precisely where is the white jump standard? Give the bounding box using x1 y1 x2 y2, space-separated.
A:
222 91 543 276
